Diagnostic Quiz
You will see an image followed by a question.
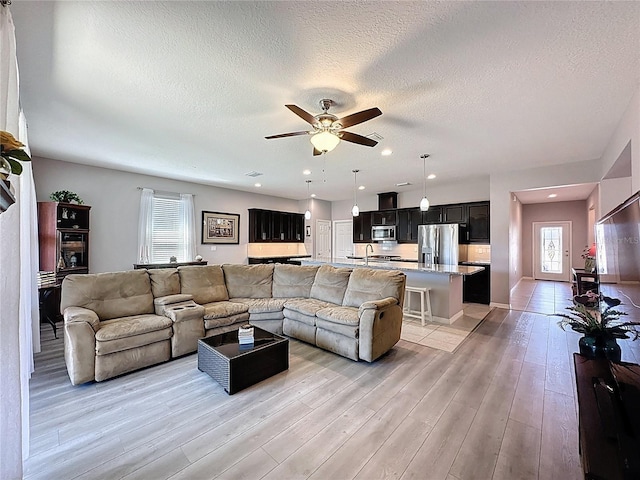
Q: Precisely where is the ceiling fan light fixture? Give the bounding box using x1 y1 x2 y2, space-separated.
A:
310 131 340 153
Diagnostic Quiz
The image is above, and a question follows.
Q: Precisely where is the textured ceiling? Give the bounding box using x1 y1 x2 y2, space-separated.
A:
9 1 640 202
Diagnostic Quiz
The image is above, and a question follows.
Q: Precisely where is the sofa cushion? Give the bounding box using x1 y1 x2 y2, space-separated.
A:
95 314 173 342
202 301 249 320
316 318 359 339
178 265 229 304
148 268 181 297
61 270 154 321
223 264 273 298
316 305 360 326
309 265 352 305
284 297 336 316
204 313 249 330
272 264 319 298
342 268 405 308
230 297 289 313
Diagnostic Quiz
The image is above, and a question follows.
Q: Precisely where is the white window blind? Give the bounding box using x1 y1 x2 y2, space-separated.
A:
138 189 196 264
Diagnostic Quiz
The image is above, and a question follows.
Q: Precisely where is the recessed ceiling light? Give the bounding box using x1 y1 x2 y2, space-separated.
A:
311 193 316 198
427 174 436 180
254 183 262 187
303 169 311 175
358 185 365 190
548 193 557 198
381 149 392 156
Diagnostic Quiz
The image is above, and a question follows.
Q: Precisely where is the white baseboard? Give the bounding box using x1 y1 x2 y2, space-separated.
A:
490 302 511 310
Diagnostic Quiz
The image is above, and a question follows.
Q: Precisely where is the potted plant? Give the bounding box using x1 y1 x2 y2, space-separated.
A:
554 292 640 361
50 190 84 204
1 130 31 179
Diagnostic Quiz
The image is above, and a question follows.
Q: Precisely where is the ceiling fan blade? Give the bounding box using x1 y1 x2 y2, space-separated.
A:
337 107 382 129
313 147 323 156
286 104 317 125
340 131 378 147
265 131 310 139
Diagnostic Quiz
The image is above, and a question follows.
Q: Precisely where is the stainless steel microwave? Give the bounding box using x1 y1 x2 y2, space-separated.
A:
372 225 396 241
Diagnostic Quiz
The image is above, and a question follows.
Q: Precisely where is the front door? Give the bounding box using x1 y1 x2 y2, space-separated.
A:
333 220 353 259
316 220 331 258
533 221 571 282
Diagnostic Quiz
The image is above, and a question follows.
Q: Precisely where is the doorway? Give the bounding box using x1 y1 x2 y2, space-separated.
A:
333 220 353 259
532 221 572 282
315 220 331 258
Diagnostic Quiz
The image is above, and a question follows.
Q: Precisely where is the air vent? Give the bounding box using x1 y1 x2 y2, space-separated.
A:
245 171 263 177
395 182 411 187
366 132 384 141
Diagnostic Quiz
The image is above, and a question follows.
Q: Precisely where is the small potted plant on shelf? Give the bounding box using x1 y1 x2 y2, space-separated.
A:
50 190 84 204
554 291 640 362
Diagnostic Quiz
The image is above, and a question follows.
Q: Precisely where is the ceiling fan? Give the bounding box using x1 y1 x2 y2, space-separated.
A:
265 99 382 156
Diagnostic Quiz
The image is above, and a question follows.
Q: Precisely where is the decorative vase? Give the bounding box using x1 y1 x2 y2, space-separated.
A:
578 334 621 362
584 257 595 272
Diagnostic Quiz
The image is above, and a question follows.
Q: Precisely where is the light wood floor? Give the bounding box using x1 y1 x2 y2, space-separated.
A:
26 282 640 479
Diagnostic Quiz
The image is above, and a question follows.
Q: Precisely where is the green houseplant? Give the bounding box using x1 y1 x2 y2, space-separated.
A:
1 130 31 179
50 190 84 204
554 292 640 361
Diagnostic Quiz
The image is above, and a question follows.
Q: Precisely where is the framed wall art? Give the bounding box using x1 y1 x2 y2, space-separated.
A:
201 211 240 244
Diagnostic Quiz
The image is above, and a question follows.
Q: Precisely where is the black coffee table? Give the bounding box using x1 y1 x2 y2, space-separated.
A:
197 326 289 394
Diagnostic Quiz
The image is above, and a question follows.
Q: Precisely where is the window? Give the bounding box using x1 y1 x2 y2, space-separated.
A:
138 188 196 264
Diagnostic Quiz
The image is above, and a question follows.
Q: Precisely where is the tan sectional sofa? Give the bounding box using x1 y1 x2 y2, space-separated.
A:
61 263 406 385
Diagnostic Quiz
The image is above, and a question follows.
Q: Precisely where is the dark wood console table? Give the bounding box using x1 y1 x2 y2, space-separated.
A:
39 283 62 338
573 353 640 479
133 261 208 269
571 268 599 296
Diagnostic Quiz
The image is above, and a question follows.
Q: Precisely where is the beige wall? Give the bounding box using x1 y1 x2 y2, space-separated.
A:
32 157 309 273
520 200 588 278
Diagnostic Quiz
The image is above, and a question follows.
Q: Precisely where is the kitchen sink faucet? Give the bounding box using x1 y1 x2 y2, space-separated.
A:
365 244 374 266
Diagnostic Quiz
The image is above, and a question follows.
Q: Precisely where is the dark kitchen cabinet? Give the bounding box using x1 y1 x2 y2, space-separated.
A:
422 206 442 224
462 263 490 304
467 202 490 243
248 209 304 243
371 210 397 225
442 204 466 223
397 208 423 243
353 211 372 243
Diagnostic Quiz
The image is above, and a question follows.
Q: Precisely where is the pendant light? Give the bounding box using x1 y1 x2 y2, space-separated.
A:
304 180 312 220
352 169 360 217
419 154 430 212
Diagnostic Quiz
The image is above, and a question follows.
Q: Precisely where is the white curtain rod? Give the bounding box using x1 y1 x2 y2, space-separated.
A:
136 186 196 197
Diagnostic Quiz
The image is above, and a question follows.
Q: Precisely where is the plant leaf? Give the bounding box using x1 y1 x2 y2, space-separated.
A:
6 157 23 175
3 149 31 162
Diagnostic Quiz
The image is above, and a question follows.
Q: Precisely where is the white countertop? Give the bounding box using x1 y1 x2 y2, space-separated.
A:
302 257 484 276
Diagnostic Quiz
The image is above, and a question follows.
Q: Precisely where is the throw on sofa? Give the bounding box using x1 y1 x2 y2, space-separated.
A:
60 263 406 385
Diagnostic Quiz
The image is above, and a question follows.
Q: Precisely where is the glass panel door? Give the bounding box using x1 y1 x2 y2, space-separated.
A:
533 221 571 282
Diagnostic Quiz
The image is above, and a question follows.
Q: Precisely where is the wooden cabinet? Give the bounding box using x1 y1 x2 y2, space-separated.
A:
353 211 372 243
467 202 490 243
462 264 490 304
371 210 397 225
397 208 423 243
38 202 91 281
248 209 304 243
442 204 466 223
423 206 442 224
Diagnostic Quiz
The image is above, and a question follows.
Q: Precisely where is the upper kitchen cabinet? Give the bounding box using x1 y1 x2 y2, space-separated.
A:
442 204 466 223
371 210 397 225
248 209 304 243
353 211 372 243
467 202 490 243
397 208 423 243
422 206 442 224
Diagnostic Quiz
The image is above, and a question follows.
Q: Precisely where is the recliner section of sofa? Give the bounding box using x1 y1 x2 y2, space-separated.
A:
61 263 406 385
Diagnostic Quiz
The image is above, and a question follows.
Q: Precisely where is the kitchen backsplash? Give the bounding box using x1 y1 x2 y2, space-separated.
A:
352 242 491 262
247 243 308 257
466 244 491 263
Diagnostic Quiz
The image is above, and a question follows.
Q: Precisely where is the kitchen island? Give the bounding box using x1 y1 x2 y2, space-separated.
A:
302 257 484 324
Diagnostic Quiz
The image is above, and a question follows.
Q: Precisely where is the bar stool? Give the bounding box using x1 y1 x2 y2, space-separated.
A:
403 286 432 326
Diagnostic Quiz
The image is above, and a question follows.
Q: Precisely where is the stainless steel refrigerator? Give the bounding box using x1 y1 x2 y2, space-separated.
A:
418 224 459 266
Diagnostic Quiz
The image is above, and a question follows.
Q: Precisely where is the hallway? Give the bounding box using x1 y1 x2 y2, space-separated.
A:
510 278 574 315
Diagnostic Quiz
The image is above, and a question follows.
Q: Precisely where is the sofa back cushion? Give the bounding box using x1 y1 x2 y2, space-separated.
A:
310 265 352 304
178 265 229 304
273 264 319 298
148 268 181 298
223 264 273 298
61 269 154 321
342 268 406 308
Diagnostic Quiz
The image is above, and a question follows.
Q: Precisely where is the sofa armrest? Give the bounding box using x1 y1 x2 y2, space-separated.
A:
358 298 403 363
63 307 100 385
154 294 194 314
358 297 398 316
